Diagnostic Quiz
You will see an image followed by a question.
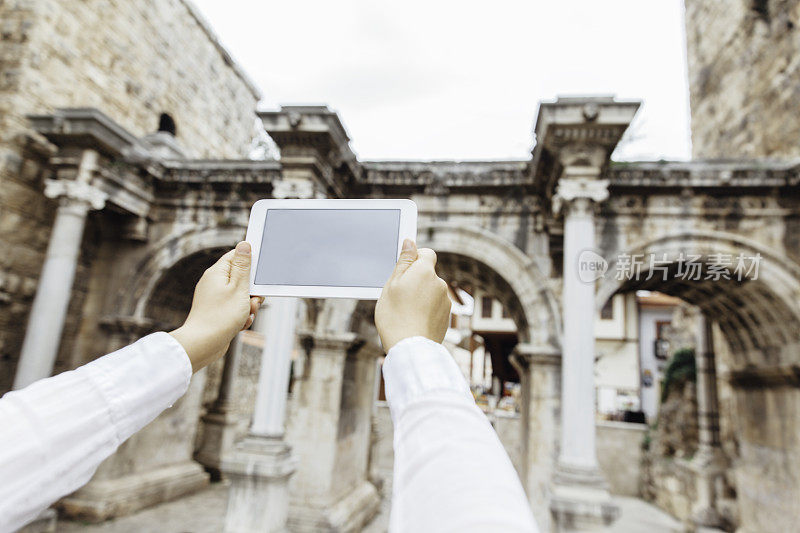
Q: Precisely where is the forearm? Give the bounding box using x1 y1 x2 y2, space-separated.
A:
0 333 191 532
383 337 538 533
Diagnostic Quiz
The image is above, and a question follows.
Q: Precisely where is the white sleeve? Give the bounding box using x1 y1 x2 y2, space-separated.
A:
0 332 192 533
382 336 539 533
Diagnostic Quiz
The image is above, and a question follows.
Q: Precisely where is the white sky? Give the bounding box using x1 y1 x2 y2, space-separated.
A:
192 0 692 162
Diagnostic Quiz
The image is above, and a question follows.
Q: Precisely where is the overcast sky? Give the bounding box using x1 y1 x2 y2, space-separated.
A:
192 0 691 162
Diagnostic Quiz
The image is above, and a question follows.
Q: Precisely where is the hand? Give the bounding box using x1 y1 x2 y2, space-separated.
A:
170 241 264 372
375 239 452 352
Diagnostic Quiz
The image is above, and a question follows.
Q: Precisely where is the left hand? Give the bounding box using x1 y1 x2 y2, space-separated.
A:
170 241 264 372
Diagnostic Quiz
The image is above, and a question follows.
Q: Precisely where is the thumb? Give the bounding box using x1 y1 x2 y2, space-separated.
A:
229 241 252 287
390 239 418 279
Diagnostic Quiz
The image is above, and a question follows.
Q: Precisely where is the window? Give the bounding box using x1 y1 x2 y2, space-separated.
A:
501 305 511 319
654 320 671 360
481 296 493 318
158 113 177 136
600 298 614 320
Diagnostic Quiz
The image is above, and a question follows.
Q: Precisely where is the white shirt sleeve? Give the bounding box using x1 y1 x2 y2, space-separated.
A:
0 332 192 533
382 336 539 533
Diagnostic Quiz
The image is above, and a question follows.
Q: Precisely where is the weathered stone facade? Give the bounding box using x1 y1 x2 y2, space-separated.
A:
0 0 259 391
3 2 800 532
685 0 800 158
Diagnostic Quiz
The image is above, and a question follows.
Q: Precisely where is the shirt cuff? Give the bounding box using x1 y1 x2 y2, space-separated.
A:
382 336 473 420
84 332 192 443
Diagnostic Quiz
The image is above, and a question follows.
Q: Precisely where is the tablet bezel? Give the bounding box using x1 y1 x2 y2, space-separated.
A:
245 198 418 299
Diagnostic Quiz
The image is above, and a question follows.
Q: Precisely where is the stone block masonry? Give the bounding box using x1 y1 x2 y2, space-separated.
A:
685 0 800 158
0 0 260 392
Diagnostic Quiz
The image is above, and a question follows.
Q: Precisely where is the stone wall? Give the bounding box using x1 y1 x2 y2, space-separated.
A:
732 386 800 533
596 421 647 497
0 0 259 391
685 0 800 158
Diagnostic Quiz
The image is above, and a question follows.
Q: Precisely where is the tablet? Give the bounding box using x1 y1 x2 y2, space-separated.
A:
245 199 417 299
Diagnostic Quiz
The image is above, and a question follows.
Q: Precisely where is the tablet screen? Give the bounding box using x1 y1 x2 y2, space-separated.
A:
254 209 401 288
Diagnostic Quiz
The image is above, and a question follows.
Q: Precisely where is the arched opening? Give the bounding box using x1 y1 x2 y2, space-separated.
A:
158 112 177 136
596 234 800 531
436 251 528 403
142 247 229 418
145 248 224 329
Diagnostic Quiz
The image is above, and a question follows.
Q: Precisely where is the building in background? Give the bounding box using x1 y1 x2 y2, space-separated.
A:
595 291 680 423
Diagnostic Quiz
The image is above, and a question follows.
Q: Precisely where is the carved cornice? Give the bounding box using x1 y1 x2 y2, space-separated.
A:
259 106 359 196
28 108 139 158
609 160 800 189
362 161 531 188
160 160 282 183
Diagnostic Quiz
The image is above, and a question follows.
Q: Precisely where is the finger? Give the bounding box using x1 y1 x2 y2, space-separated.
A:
242 313 255 330
389 239 418 280
229 241 252 287
249 297 261 316
416 248 438 270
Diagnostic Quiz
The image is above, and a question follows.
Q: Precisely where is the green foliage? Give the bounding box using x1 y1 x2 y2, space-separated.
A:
660 348 696 403
642 428 652 451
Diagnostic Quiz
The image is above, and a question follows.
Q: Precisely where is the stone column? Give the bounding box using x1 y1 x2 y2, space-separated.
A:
287 333 381 532
222 297 299 533
551 174 619 530
510 344 561 532
691 315 725 528
14 150 107 389
195 333 243 480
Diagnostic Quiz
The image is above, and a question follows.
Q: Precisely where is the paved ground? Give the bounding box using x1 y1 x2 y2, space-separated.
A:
57 482 685 532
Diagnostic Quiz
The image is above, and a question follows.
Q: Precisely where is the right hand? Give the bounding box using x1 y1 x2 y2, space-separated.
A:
375 239 452 352
170 241 264 373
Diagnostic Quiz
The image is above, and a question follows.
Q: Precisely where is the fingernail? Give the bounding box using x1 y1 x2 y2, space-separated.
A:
236 241 251 254
402 239 414 252
249 313 255 323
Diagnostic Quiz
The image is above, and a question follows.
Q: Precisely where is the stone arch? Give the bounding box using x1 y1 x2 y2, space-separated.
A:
417 222 561 348
120 225 246 319
596 229 800 367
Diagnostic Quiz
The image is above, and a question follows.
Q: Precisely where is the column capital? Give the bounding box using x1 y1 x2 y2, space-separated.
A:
271 177 315 199
552 178 609 215
512 343 561 368
44 179 107 211
302 331 359 354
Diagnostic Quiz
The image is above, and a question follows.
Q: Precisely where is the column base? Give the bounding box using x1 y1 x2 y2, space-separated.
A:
689 448 726 529
195 408 241 481
550 465 619 531
222 435 297 533
289 481 380 533
59 461 209 522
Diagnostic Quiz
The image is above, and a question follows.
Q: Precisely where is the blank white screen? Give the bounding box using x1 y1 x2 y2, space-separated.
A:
255 209 400 288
